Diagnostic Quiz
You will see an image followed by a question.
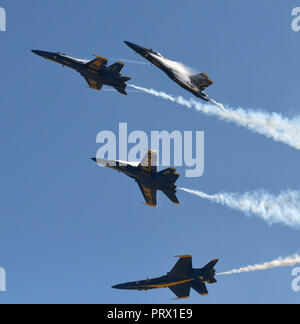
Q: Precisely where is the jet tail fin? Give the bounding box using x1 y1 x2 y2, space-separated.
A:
107 62 125 74
201 259 219 272
169 283 191 300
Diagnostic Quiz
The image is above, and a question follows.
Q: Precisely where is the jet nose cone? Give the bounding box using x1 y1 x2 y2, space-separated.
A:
112 284 124 289
31 50 51 58
31 50 42 56
91 158 97 162
124 41 141 52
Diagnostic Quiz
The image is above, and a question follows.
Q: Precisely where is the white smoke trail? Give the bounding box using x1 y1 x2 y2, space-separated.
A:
217 254 300 275
178 187 300 229
209 98 226 111
103 89 141 93
110 58 150 66
128 84 300 150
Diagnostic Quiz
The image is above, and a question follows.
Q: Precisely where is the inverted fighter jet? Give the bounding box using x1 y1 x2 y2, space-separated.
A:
91 150 179 207
124 41 213 101
31 50 131 95
113 255 218 299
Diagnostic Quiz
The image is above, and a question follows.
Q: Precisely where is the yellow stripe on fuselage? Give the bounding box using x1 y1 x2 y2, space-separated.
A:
144 279 194 289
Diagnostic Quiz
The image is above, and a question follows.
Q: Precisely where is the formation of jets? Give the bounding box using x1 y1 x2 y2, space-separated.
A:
113 255 218 299
32 43 219 300
32 41 215 101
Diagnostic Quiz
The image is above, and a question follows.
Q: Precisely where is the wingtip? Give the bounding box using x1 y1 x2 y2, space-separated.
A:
172 296 189 300
142 202 157 207
140 148 157 154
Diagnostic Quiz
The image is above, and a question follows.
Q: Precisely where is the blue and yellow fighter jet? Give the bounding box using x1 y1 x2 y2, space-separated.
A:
91 150 179 207
124 41 213 101
31 50 131 95
113 255 219 299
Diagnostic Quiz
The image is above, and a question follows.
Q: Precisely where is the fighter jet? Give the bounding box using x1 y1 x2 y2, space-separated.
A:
91 150 179 207
124 41 213 101
113 255 218 299
31 50 131 95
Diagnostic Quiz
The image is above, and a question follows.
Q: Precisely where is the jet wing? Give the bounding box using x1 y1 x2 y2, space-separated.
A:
169 255 192 277
108 62 125 74
169 283 191 300
84 76 103 90
139 150 157 173
137 182 157 207
86 55 108 72
191 280 208 296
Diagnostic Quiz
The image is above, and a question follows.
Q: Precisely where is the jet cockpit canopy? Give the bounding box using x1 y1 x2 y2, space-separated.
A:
148 49 162 57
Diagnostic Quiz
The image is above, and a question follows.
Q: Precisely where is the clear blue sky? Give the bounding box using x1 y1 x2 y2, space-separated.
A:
0 0 300 304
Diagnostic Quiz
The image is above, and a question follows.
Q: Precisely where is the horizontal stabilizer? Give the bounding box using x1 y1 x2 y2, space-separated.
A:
162 190 179 205
191 280 208 296
114 86 127 95
209 278 217 284
169 283 191 299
